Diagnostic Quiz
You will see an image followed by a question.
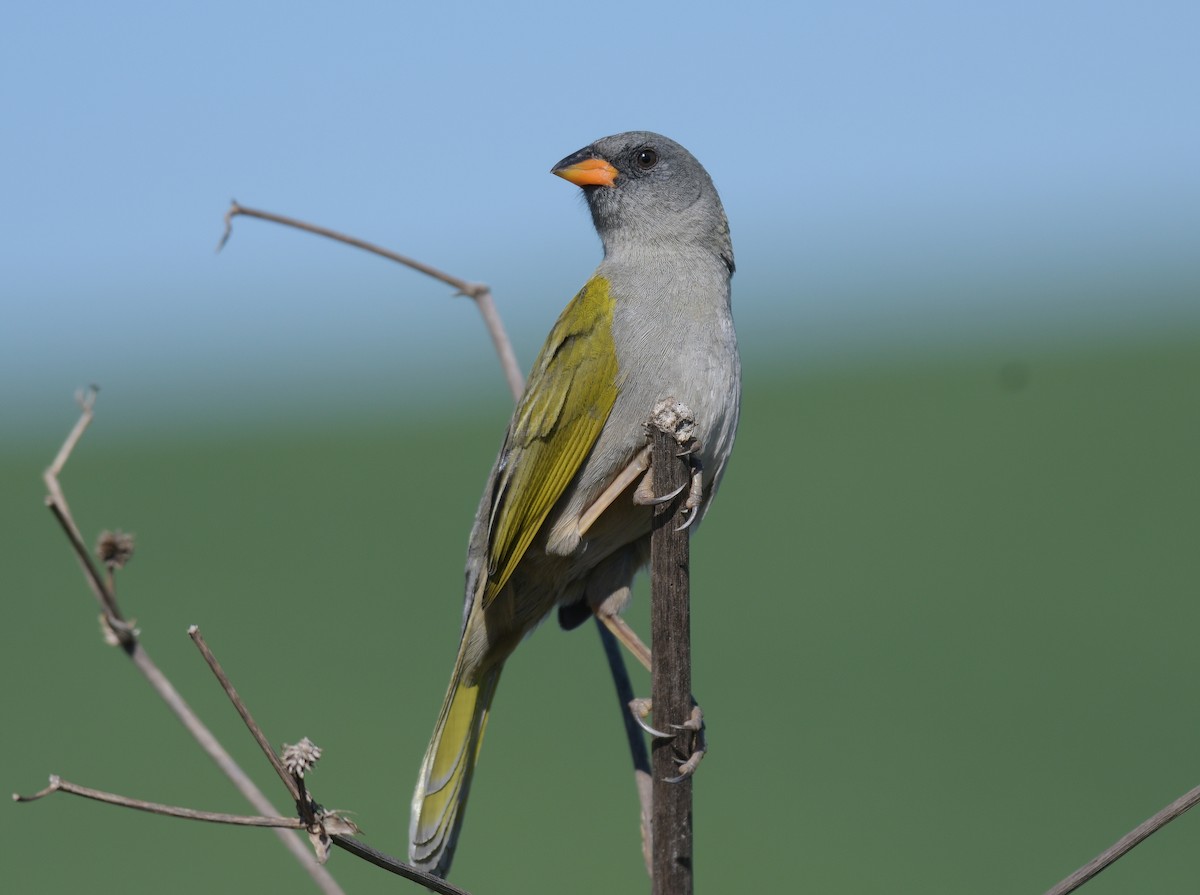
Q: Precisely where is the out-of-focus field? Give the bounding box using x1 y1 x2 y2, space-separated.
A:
4 333 1199 893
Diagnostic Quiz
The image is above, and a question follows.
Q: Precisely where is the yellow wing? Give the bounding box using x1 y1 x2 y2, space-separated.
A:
482 276 619 607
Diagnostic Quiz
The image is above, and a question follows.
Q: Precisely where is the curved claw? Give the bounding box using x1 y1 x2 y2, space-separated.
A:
665 749 705 783
674 508 699 532
636 716 674 739
628 697 673 739
643 481 687 506
674 459 705 530
672 705 705 733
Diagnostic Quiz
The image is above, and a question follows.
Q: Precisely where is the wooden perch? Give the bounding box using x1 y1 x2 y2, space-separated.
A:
649 399 698 895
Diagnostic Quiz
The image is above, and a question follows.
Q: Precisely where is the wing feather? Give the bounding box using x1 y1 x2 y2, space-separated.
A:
482 276 618 607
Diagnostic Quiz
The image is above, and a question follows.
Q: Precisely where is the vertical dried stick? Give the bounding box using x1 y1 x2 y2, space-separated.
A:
649 419 694 895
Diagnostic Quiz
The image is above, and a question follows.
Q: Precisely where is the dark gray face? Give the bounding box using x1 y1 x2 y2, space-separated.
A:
555 131 734 272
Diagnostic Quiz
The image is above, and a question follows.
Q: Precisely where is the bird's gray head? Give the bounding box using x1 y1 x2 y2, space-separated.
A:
552 131 734 274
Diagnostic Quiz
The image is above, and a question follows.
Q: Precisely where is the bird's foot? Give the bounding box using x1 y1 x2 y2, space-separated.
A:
628 699 708 782
632 467 686 506
636 399 706 527
631 448 704 531
666 705 707 781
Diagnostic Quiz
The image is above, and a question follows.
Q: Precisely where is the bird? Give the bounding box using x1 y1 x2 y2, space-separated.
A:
409 131 740 878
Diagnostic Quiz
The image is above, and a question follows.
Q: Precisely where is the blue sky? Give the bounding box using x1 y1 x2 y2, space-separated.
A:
4 1 1198 436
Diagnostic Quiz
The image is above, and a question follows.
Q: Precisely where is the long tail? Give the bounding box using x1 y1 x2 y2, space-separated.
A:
409 642 503 878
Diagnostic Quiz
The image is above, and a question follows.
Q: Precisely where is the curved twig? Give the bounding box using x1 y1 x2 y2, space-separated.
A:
219 201 525 400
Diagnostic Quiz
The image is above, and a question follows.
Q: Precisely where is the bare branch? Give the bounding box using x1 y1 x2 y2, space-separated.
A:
219 201 525 399
43 386 131 639
44 386 97 492
188 625 301 803
11 778 475 894
41 395 346 895
1043 783 1200 895
219 201 473 292
15 776 305 829
330 835 474 895
182 628 479 890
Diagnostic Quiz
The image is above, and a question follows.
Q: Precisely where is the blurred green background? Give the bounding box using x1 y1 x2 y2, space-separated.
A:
5 310 1200 893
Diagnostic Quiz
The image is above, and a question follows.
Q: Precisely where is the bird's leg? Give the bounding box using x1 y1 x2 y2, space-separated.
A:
576 445 652 539
578 440 704 538
586 409 709 779
595 611 651 672
594 610 707 780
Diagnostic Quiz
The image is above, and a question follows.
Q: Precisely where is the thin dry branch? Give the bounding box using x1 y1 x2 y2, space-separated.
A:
185 626 472 893
15 776 305 829
329 836 473 895
1043 783 1200 895
43 387 128 637
14 775 469 895
219 201 525 400
188 625 301 803
40 394 346 895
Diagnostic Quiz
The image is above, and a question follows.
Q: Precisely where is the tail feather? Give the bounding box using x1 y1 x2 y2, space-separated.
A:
410 650 502 878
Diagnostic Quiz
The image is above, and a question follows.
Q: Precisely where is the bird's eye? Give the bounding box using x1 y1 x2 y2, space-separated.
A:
634 147 658 170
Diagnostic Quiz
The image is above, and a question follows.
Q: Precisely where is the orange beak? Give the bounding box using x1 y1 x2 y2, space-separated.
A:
552 157 619 187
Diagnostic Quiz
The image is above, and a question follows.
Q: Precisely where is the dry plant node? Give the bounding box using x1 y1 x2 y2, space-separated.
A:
282 738 323 779
96 529 135 569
